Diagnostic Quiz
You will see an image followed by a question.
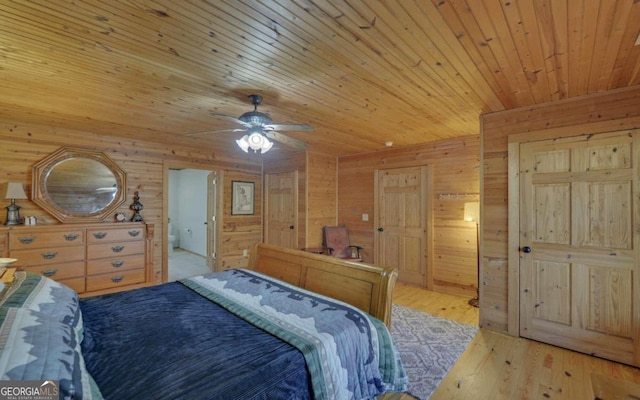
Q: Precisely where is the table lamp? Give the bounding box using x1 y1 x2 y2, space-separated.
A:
3 182 28 225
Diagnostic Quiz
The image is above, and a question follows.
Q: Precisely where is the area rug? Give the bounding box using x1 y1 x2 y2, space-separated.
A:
390 304 478 399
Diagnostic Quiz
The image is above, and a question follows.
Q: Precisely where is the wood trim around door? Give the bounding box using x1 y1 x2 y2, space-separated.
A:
162 160 222 282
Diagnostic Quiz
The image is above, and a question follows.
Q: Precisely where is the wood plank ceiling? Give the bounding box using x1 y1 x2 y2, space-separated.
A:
1 1 639 157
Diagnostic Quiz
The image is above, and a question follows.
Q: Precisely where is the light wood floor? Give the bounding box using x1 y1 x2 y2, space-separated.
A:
391 283 640 400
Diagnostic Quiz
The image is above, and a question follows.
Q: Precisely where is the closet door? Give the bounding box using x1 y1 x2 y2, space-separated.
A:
519 130 640 366
264 171 298 249
375 166 429 286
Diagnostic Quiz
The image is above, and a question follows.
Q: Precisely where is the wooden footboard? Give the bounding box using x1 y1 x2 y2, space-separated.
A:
248 243 398 327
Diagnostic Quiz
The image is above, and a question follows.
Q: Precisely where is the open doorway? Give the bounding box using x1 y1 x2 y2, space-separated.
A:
164 164 220 282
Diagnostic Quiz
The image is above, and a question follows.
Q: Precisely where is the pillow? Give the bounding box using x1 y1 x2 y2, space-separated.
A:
0 307 103 399
0 272 81 331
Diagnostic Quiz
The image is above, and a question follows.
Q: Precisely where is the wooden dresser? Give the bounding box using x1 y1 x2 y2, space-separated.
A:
0 222 154 296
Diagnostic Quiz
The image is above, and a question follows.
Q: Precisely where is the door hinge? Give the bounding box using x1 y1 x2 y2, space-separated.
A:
212 178 217 185
211 252 217 259
211 215 216 222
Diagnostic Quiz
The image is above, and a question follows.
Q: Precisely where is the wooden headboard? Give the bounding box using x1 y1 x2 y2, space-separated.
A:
248 243 398 327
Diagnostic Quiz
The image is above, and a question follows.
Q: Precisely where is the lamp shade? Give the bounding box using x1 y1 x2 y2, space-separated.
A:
236 135 250 153
236 131 273 154
463 202 479 222
3 182 27 200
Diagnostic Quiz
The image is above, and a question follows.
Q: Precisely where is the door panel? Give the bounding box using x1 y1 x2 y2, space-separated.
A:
586 266 632 336
519 131 640 366
264 171 298 249
532 260 571 325
534 184 570 244
376 166 428 285
578 181 632 248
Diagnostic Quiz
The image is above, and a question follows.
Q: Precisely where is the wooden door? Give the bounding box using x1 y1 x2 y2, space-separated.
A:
375 166 429 286
264 171 298 249
519 131 640 366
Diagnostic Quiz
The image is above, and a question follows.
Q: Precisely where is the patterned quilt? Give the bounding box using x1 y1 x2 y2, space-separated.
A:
0 271 103 399
182 269 407 400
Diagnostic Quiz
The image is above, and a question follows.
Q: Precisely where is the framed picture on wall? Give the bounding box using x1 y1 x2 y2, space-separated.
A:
231 181 255 215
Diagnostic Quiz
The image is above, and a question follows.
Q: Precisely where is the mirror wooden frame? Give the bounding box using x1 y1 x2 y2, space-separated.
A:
32 147 127 223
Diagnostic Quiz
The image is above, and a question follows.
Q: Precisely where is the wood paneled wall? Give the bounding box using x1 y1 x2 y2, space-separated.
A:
0 121 262 282
338 135 480 298
219 169 263 270
263 151 338 249
480 85 640 332
306 152 337 247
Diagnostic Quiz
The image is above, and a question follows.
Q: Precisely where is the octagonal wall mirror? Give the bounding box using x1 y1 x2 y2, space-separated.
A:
32 147 127 223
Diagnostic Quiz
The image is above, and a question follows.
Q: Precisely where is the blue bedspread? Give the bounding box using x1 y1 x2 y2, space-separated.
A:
80 281 311 400
80 269 407 400
183 269 407 399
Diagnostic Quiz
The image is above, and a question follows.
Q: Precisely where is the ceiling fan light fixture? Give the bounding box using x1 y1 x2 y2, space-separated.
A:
260 137 274 153
247 131 273 153
236 131 273 154
239 110 272 126
205 94 309 153
236 135 250 153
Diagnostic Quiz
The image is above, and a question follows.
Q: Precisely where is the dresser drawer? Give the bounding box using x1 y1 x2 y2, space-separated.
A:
87 227 145 243
87 240 145 259
26 261 85 280
87 254 144 275
86 269 145 292
11 246 85 266
10 229 85 250
5 222 151 296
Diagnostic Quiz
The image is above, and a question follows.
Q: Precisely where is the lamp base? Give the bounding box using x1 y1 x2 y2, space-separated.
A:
5 201 22 226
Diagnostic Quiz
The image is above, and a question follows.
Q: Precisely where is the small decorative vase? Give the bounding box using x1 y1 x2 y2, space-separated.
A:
130 191 144 222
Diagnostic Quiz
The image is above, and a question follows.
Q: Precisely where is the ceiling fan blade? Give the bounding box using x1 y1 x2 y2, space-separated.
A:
210 113 252 127
263 131 307 151
264 124 314 131
186 128 247 136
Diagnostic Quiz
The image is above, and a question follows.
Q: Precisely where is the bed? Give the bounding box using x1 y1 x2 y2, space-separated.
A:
0 243 407 399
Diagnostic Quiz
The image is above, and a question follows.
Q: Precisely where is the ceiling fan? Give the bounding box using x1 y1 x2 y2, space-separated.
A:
189 94 313 154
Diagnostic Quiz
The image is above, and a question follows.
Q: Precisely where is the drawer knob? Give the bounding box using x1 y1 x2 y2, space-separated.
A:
64 233 79 241
111 275 124 283
41 251 58 259
42 269 58 277
112 245 125 253
128 230 141 237
111 261 125 268
93 232 108 239
18 236 35 244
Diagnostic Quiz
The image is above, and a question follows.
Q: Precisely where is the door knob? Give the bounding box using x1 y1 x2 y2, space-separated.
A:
377 227 384 232
522 246 532 253
289 225 295 229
